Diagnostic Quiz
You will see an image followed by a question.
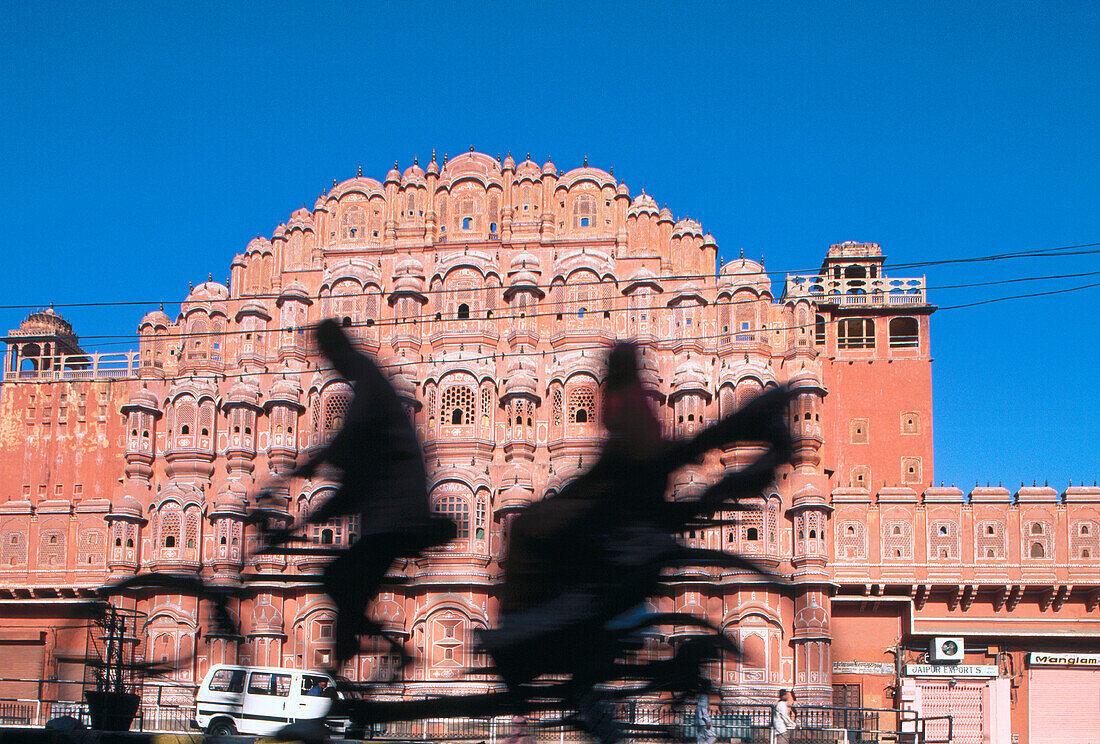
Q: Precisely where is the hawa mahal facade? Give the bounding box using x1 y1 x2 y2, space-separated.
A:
0 151 1096 744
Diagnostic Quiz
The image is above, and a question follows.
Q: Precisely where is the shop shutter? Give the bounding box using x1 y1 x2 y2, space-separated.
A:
0 638 46 701
917 680 986 744
1029 668 1100 744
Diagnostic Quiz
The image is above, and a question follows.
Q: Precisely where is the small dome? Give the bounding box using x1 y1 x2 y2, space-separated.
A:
503 359 538 397
672 218 703 239
139 308 171 329
425 151 440 176
186 280 229 303
671 358 710 398
516 156 541 181
627 191 659 217
213 483 247 514
402 160 426 184
235 299 271 320
720 257 771 295
541 158 557 176
657 205 674 223
616 182 630 197
637 350 662 390
389 368 418 399
385 161 402 184
225 378 260 407
509 250 542 274
122 387 160 413
277 280 311 306
267 375 303 408
110 494 144 518
702 233 718 248
786 366 822 391
19 308 75 337
501 152 516 171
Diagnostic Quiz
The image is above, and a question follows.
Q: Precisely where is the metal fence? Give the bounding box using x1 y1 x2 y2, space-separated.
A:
0 693 949 743
0 699 197 733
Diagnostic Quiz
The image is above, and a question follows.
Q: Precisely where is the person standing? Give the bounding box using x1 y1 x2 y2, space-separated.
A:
696 693 716 744
772 689 796 744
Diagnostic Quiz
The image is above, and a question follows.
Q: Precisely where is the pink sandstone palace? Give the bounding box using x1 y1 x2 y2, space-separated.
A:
0 151 1096 744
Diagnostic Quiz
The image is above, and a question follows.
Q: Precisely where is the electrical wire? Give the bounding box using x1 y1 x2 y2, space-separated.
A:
0 241 1097 312
11 267 1100 353
8 279 1097 385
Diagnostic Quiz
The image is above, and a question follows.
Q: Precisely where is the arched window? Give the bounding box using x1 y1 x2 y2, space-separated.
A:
567 385 596 424
434 495 470 538
1030 542 1045 558
889 317 919 348
457 303 470 320
814 314 826 346
324 392 351 431
1031 522 1043 535
441 386 475 426
746 527 759 541
462 217 472 230
572 195 596 229
341 206 365 240
165 535 176 548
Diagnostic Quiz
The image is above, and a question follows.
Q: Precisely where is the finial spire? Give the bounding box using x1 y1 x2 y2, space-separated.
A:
431 149 437 162
333 178 337 187
414 155 418 165
739 246 744 259
208 272 213 282
357 164 362 177
583 154 588 167
469 144 474 152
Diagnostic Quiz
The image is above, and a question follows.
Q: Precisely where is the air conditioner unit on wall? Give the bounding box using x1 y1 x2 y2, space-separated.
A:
930 637 965 663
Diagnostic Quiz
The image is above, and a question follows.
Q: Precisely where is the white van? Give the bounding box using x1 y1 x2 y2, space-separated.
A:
194 664 351 736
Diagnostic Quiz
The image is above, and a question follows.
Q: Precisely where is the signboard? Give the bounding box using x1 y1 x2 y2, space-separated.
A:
1028 652 1100 667
833 661 894 675
905 664 997 677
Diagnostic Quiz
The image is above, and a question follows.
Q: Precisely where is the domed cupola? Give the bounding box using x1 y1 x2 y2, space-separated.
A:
501 152 516 172
276 280 311 307
139 308 171 329
210 481 248 578
541 158 558 177
670 356 711 438
505 251 544 299
425 149 440 177
265 373 303 475
385 160 402 185
672 218 703 239
391 256 427 298
402 159 426 186
235 299 271 322
121 386 161 483
515 155 541 182
657 205 674 224
185 279 229 304
719 257 772 295
670 357 711 401
502 358 539 400
627 190 659 218
106 493 146 577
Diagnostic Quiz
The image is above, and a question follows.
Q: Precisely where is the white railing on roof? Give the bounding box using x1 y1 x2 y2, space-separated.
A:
783 274 927 306
2 352 139 382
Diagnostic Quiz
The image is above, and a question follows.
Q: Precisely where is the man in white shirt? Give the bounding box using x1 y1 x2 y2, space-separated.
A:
772 689 796 743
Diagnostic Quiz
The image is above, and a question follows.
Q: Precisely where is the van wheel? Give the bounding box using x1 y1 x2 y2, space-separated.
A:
207 718 236 736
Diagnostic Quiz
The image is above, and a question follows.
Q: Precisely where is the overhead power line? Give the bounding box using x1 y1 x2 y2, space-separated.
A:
0 241 1097 312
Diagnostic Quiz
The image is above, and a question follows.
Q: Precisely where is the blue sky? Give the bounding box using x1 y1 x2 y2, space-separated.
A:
1 2 1097 489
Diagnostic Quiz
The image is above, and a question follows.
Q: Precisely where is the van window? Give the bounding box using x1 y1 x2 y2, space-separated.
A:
248 672 291 696
208 668 245 693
